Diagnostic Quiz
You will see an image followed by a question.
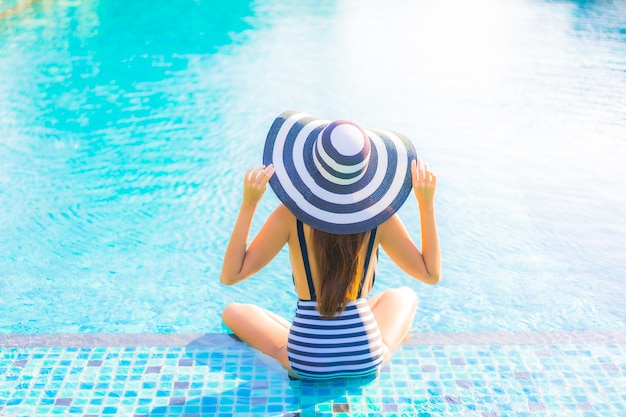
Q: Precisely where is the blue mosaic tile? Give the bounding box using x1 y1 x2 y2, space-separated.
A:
0 336 625 416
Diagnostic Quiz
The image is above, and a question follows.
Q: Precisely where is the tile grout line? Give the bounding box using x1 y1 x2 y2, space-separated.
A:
0 0 41 19
1 330 625 348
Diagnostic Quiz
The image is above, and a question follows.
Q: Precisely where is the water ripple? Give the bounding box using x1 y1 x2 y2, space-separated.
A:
1 0 625 334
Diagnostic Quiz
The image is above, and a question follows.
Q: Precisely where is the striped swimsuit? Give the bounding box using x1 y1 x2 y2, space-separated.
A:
287 220 384 379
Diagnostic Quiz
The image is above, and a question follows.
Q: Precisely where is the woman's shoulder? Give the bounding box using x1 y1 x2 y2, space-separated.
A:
273 203 294 218
268 204 296 230
378 214 407 238
379 213 404 228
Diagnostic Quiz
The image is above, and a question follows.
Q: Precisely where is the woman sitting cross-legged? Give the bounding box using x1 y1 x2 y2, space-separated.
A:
220 110 441 380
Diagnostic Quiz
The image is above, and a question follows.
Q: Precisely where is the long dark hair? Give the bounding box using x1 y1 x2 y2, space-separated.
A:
310 228 369 318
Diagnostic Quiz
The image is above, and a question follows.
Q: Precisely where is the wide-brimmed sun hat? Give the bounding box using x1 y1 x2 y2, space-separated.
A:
263 110 418 234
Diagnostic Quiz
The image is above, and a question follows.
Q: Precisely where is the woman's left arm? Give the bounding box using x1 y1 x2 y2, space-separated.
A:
219 165 289 285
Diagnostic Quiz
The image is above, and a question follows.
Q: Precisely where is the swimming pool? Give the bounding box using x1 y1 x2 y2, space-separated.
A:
2 1 626 416
1 0 625 338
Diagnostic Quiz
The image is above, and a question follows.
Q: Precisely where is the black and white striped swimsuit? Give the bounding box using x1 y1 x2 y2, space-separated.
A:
287 220 384 379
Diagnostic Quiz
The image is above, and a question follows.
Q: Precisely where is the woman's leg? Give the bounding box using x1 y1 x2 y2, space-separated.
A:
368 286 419 358
222 303 292 370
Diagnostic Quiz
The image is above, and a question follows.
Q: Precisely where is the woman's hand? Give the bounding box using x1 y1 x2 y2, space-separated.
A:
411 159 436 207
242 165 275 207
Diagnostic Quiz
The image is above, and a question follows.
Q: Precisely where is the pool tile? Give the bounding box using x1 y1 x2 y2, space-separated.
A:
1 335 626 416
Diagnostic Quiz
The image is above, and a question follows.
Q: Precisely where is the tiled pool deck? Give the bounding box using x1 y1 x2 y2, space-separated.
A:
1 331 625 416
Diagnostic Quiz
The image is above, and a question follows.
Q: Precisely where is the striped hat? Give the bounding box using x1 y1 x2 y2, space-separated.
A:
263 110 417 234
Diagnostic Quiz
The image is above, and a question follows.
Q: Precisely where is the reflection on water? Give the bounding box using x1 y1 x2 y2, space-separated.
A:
0 0 624 334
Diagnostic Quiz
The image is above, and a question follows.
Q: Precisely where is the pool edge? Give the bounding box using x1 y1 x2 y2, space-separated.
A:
1 330 625 348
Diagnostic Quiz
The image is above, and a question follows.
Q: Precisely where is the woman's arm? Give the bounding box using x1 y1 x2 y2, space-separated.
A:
219 165 290 285
379 159 441 285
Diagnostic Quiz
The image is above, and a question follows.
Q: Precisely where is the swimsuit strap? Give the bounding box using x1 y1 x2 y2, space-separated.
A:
357 227 378 298
296 220 378 300
296 220 316 300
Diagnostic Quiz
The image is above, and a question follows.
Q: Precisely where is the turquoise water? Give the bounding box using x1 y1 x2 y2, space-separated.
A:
1 0 625 335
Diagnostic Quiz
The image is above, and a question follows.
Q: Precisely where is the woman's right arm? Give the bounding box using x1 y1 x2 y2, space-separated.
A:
379 159 441 285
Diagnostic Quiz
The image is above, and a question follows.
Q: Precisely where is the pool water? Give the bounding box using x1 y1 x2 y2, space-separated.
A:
1 0 625 336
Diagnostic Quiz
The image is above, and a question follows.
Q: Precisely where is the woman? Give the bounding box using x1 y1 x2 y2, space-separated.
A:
220 111 440 379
